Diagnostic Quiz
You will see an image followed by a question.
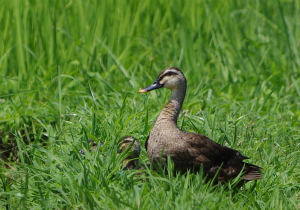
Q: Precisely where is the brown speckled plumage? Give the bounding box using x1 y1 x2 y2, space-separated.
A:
139 67 262 183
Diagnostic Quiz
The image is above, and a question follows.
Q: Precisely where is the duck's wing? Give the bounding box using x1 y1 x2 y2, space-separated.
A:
182 132 247 165
183 132 262 180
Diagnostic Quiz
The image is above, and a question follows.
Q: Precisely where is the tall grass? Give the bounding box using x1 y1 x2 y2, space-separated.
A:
0 0 300 209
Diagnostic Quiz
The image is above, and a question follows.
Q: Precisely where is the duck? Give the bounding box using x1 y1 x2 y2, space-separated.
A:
139 67 262 183
79 136 142 170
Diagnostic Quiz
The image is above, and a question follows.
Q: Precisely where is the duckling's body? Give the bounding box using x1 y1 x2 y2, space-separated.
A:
79 139 102 155
140 67 262 182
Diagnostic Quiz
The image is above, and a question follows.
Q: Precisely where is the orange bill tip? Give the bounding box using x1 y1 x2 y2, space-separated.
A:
138 89 148 93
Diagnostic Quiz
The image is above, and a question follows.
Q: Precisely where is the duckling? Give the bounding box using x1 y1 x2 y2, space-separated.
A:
79 139 102 155
79 136 142 170
117 136 141 170
139 67 262 183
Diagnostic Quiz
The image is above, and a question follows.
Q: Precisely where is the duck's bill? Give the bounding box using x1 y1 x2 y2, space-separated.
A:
139 79 163 93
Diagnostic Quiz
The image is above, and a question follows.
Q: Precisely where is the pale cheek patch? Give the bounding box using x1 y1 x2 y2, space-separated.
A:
160 76 169 85
163 78 178 89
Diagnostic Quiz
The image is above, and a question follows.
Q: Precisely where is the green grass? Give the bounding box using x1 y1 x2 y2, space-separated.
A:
1 0 300 209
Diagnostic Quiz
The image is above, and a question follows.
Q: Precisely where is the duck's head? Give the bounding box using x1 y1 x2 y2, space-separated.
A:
117 136 141 159
139 67 186 93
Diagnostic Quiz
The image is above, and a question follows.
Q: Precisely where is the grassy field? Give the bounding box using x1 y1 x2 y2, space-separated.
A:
1 0 300 209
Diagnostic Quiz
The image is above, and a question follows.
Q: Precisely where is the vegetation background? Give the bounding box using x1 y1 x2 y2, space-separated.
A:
1 0 299 209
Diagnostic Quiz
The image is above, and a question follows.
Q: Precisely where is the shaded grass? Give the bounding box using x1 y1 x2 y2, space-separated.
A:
1 0 300 209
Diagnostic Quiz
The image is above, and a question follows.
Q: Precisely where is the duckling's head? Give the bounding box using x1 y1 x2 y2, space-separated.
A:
139 67 186 93
79 140 102 155
117 136 141 159
118 136 141 170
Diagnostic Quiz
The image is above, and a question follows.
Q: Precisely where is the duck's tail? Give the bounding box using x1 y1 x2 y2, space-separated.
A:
243 163 262 180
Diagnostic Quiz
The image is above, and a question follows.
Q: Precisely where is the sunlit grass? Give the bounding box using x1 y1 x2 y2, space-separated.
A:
1 0 300 209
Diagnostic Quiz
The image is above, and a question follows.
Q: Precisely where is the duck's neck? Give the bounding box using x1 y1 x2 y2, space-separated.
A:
155 85 186 128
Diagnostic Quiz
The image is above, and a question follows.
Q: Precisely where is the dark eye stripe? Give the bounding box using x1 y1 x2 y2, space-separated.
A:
124 139 133 143
164 71 178 77
159 71 178 81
